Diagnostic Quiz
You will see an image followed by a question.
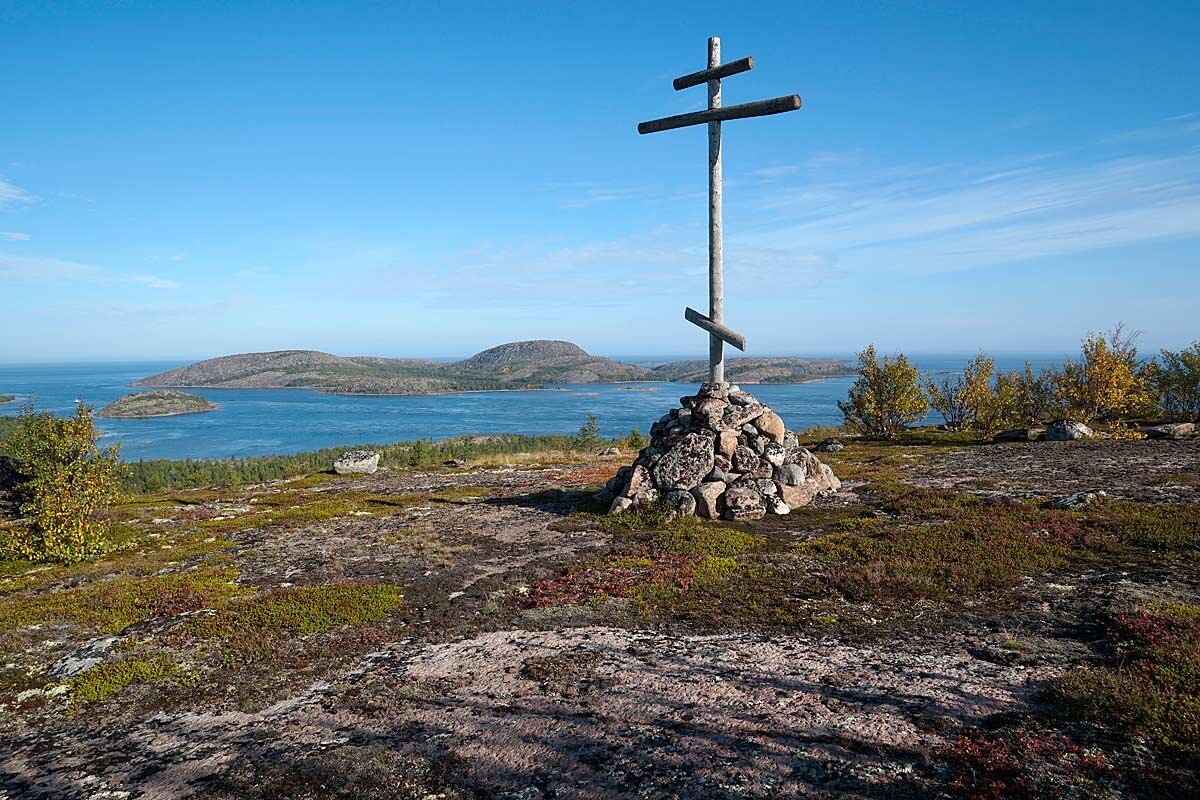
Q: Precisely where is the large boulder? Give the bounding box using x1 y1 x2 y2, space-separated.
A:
1045 420 1093 441
333 450 380 475
1143 422 1195 440
994 428 1045 443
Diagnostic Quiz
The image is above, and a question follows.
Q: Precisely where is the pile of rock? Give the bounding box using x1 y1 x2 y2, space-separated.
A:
599 382 840 521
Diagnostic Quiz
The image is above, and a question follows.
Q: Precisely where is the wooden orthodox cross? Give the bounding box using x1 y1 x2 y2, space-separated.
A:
638 37 802 384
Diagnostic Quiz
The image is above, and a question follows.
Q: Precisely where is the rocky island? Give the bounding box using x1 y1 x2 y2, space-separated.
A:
133 340 853 396
98 390 217 418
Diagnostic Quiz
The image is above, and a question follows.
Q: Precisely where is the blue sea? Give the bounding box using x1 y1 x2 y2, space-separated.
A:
0 355 1068 462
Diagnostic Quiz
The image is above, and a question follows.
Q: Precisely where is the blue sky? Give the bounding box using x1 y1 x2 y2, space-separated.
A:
1 1 1198 362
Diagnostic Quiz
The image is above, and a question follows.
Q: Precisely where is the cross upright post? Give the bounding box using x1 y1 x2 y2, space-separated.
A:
707 37 724 385
638 36 801 387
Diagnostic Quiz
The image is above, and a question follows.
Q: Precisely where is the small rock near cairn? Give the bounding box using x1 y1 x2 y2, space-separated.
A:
601 383 840 521
333 450 380 475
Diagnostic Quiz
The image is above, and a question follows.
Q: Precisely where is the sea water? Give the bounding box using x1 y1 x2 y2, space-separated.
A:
0 355 1067 461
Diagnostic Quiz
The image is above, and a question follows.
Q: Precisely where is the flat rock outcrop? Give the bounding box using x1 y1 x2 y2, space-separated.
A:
601 383 840 520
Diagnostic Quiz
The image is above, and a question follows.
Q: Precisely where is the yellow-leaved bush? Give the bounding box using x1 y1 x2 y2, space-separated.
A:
838 345 929 439
5 402 123 563
1053 326 1156 425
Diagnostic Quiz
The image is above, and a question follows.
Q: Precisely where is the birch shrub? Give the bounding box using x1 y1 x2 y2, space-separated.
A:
4 402 123 563
838 345 929 439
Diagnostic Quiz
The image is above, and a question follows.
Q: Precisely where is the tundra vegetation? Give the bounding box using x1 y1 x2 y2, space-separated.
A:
0 329 1196 798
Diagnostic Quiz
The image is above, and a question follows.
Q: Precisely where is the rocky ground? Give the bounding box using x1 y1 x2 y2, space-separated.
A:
0 435 1197 799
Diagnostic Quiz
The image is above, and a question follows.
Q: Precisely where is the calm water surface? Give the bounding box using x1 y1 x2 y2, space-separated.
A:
0 355 1066 461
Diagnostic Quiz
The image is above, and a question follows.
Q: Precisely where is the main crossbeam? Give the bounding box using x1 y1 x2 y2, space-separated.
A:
637 94 801 135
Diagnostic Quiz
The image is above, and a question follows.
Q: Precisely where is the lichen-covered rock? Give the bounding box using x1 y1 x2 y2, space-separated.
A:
691 397 729 430
609 496 633 514
651 432 715 490
1143 422 1195 440
775 463 806 486
623 464 654 498
715 402 765 432
732 445 759 473
334 450 380 475
1045 420 1093 441
1052 490 1106 510
664 490 697 517
763 442 787 467
723 480 766 521
717 430 739 459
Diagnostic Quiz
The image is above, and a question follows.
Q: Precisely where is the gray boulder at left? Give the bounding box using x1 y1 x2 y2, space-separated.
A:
333 450 380 475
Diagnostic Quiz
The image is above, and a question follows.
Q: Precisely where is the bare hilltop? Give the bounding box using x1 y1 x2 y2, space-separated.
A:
134 340 853 395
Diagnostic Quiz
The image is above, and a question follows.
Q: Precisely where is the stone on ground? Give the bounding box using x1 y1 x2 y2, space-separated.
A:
333 449 380 474
1045 420 1093 441
1143 422 1195 440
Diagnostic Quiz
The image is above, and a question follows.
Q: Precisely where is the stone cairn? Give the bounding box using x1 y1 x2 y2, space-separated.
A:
599 382 840 521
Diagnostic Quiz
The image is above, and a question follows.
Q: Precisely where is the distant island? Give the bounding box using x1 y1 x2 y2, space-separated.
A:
0 395 14 404
133 340 854 396
99 390 218 418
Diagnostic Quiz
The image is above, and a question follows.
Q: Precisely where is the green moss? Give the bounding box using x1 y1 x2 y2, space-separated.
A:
0 568 242 636
1089 500 1200 551
633 555 807 626
282 471 341 488
829 516 889 534
69 655 178 705
652 525 765 557
795 521 1070 600
188 582 403 644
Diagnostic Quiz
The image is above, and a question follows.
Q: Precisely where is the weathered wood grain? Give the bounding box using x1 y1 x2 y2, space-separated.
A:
637 94 801 135
685 307 747 351
673 55 754 91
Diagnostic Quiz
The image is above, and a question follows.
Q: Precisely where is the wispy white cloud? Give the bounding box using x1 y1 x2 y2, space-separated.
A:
0 177 33 207
301 117 1200 321
1099 112 1200 144
733 144 1200 275
0 231 30 241
0 254 178 289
